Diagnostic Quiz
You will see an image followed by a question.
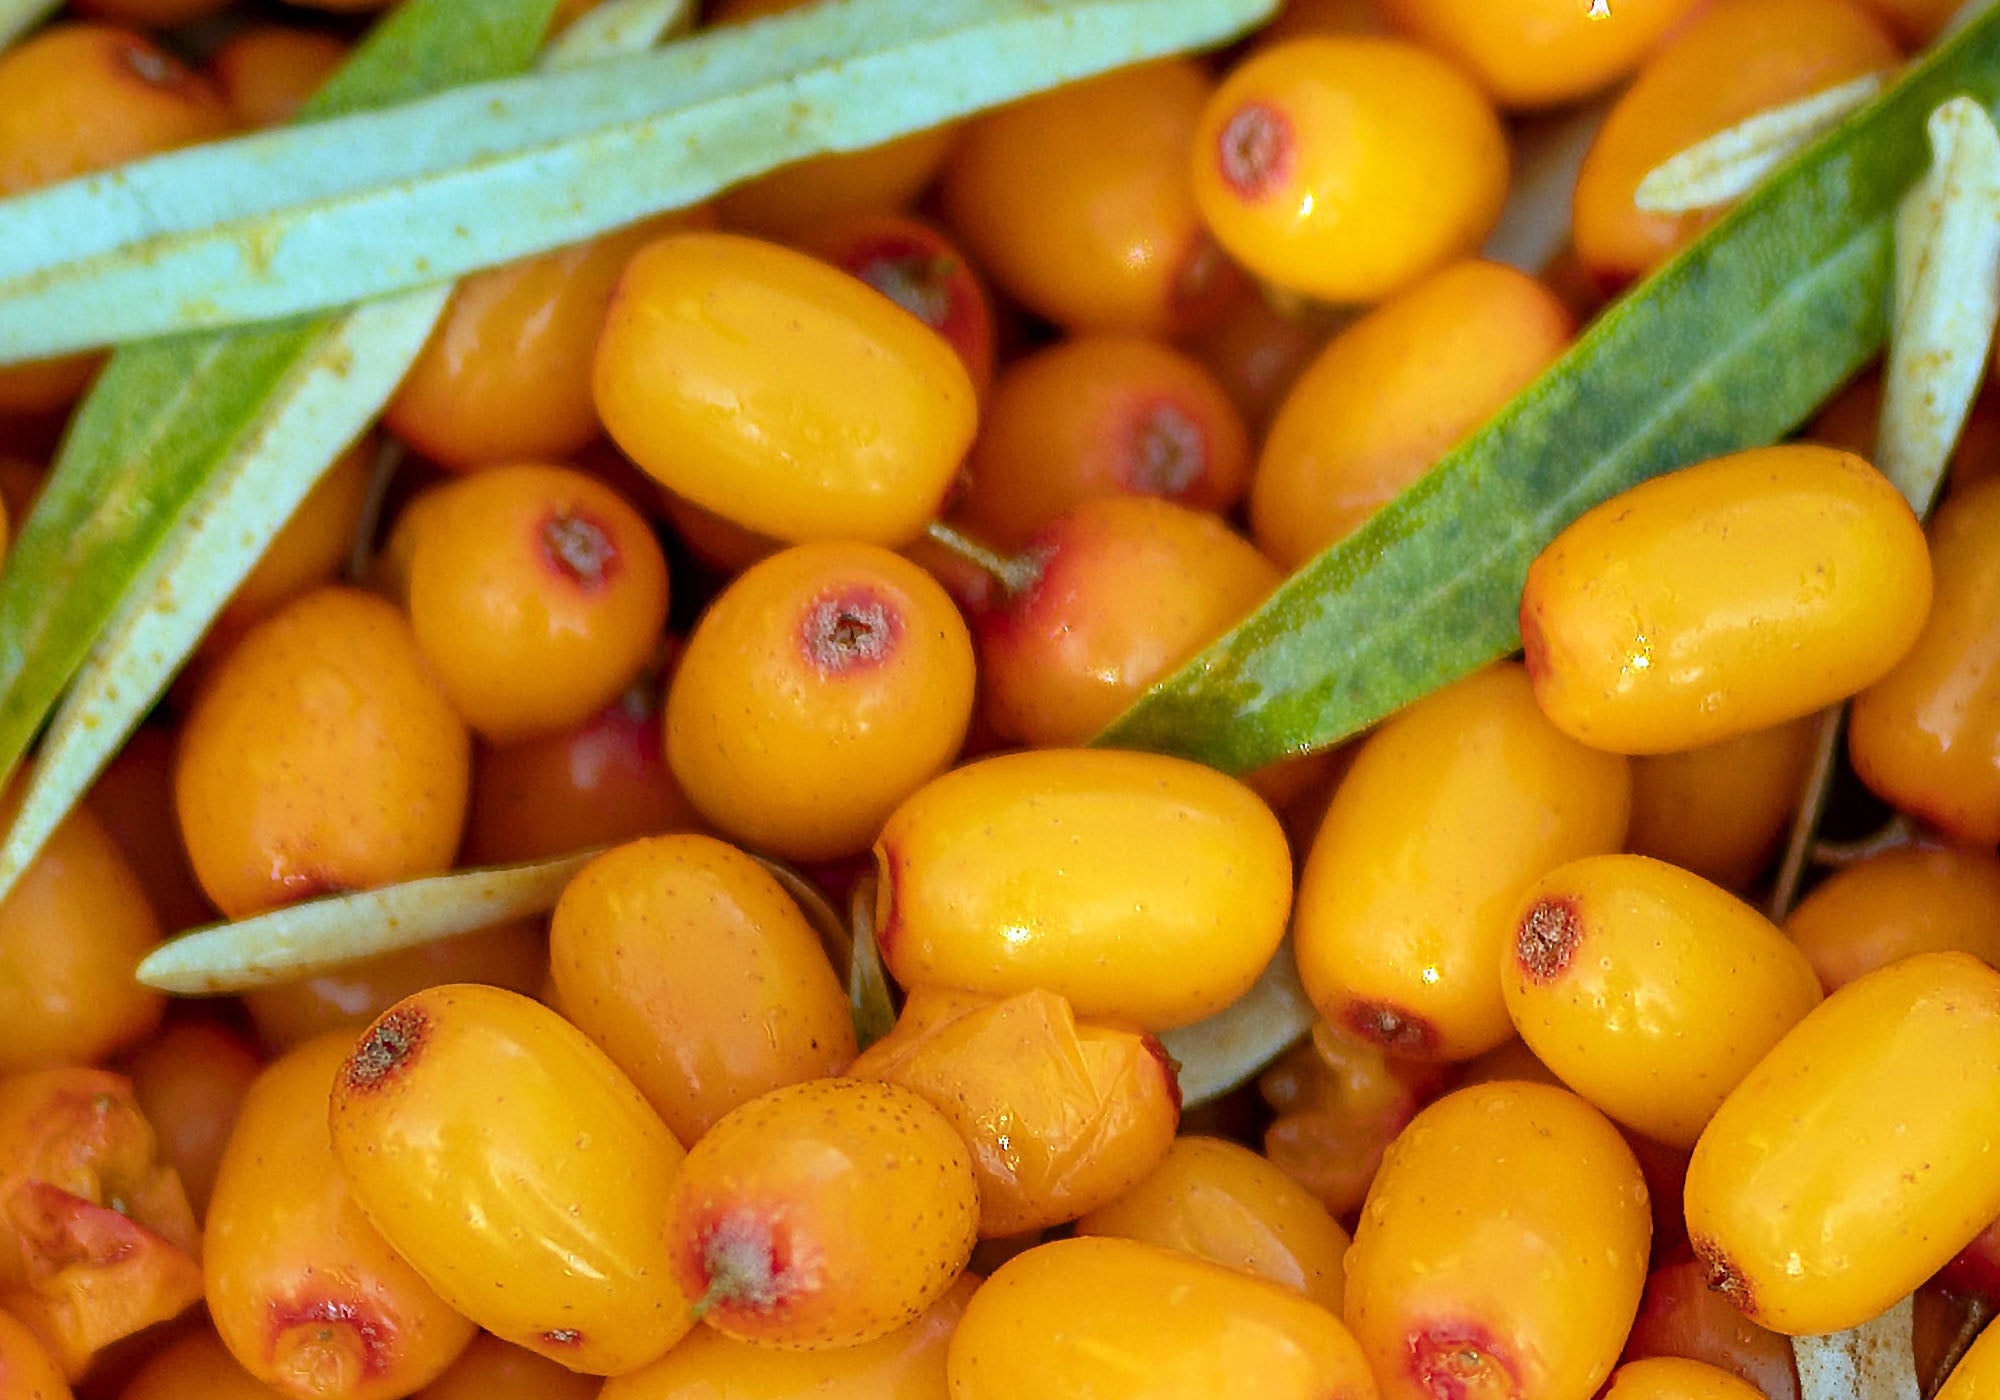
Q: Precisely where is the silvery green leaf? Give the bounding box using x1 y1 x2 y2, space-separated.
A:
0 0 1276 361
1793 1295 1919 1400
543 0 694 66
0 0 53 49
137 853 598 994
1635 72 1888 214
1158 939 1313 1108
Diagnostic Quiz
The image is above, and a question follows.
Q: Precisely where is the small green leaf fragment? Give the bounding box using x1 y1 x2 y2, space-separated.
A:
847 876 899 1052
1157 939 1314 1108
137 853 599 995
1879 96 2000 510
1635 71 1887 215
0 0 56 50
1792 1294 1919 1400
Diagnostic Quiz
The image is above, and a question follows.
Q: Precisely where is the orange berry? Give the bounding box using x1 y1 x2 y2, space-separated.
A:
803 213 996 402
1345 1082 1650 1400
1785 846 2000 993
957 336 1252 551
1572 0 1899 289
1251 260 1573 569
1180 279 1329 434
1376 0 1704 108
850 987 1181 1236
1294 662 1632 1061
1074 1136 1351 1315
85 724 215 934
1603 1357 1769 1400
174 587 470 919
948 1236 1375 1400
0 775 162 1074
707 0 957 240
1522 445 1932 754
1624 718 1819 891
239 921 547 1052
213 436 373 640
665 541 974 862
120 1017 263 1220
407 464 669 742
412 1333 599 1400
1262 0 1393 39
1502 854 1824 1147
0 1306 72 1400
876 748 1293 1031
206 1037 473 1400
461 672 702 866
595 232 976 546
550 834 857 1145
601 1271 976 1400
941 60 1238 336
665 1078 979 1349
328 985 692 1374
0 1068 202 1380
1622 1259 1802 1400
386 216 700 472
1852 0 1967 41
973 496 1279 748
120 1327 302 1400
1850 476 2000 843
1193 38 1508 304
208 25 347 128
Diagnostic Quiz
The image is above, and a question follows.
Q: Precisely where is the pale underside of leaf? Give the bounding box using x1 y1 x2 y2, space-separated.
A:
0 0 676 905
542 0 694 68
1158 938 1313 1108
1483 101 1609 275
1635 72 1889 215
0 0 54 49
1880 96 2000 508
0 0 1278 362
1793 1295 1920 1400
136 853 599 994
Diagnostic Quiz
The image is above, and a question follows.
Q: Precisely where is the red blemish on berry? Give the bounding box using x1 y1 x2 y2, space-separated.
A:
342 1005 428 1092
1125 400 1207 498
871 845 906 964
1139 1033 1185 1117
540 1327 585 1348
1343 1000 1440 1057
267 1293 396 1383
800 588 903 676
1406 1320 1525 1400
276 869 349 903
1217 101 1294 201
539 509 621 594
1696 1237 1757 1319
690 1207 821 1321
1515 897 1582 983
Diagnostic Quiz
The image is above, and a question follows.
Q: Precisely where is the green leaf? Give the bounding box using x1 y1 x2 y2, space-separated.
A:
1157 938 1313 1108
0 0 565 900
136 853 598 994
847 877 899 1052
0 0 1276 361
543 0 695 64
1100 8 2000 775
0 0 55 50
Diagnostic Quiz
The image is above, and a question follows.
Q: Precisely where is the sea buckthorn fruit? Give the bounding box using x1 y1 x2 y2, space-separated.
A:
1522 444 1932 754
1344 1081 1651 1400
1784 846 2000 992
1502 854 1823 1146
1601 1356 1770 1400
1192 37 1508 303
849 986 1180 1236
663 1078 978 1350
550 834 856 1145
327 985 693 1375
1622 1257 1802 1400
949 1235 1377 1400
1624 718 1819 890
875 748 1292 1031
1377 0 1703 108
594 232 976 547
205 1035 474 1400
1685 952 2000 1335
1294 662 1631 1060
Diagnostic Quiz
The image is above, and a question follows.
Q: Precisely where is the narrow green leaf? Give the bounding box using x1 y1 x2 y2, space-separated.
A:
136 853 597 994
847 877 899 1052
0 0 565 897
0 0 1277 360
1635 72 1887 214
543 0 695 65
1157 939 1313 1108
0 0 55 50
1100 9 2000 775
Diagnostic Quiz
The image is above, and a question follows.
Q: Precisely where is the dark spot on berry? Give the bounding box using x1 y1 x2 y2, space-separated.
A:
343 1005 428 1092
1696 1237 1756 1318
1344 1000 1439 1057
539 509 620 593
1127 402 1206 498
801 588 902 675
540 1328 583 1348
1217 101 1294 201
1406 1320 1522 1400
1139 1033 1184 1117
267 1293 394 1382
1515 897 1582 983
